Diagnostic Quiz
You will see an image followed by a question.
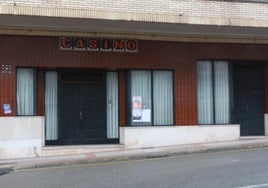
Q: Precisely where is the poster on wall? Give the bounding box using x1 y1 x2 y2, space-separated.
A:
132 96 151 122
141 109 151 122
132 96 142 122
3 104 12 114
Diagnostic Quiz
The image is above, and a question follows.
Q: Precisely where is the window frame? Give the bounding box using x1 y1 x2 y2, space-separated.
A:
197 61 232 125
16 67 37 116
127 69 174 126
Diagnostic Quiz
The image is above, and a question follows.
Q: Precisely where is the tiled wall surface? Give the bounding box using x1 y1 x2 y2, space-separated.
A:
0 64 15 116
0 0 268 27
1 35 268 125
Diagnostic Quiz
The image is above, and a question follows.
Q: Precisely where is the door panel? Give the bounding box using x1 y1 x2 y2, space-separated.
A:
233 64 265 136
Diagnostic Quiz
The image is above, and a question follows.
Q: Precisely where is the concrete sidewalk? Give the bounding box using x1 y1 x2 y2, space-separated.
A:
1 137 268 172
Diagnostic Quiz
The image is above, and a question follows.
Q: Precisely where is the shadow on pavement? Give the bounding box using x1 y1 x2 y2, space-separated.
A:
0 164 15 176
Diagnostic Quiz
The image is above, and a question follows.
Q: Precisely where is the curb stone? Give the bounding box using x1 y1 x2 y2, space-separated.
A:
6 139 268 171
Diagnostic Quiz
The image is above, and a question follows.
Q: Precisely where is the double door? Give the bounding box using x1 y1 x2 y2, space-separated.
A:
58 71 107 144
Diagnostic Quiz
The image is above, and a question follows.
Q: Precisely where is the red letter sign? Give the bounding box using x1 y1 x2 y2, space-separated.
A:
60 37 72 49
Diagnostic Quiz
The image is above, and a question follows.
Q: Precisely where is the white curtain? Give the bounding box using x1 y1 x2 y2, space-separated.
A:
153 71 173 125
197 61 213 124
130 70 152 125
17 68 35 115
197 61 230 124
106 72 119 139
214 61 230 124
45 71 58 140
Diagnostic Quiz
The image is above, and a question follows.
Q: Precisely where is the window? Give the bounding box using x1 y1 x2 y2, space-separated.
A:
16 68 37 115
45 71 58 140
128 70 174 126
106 72 119 139
197 61 230 124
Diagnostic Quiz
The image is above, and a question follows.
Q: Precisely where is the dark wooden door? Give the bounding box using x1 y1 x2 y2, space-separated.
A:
58 71 107 144
233 64 265 136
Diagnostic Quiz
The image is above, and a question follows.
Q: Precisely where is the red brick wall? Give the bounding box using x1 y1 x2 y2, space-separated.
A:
1 35 268 125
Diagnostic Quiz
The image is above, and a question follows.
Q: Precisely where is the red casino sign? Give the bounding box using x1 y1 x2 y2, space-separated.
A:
59 37 138 52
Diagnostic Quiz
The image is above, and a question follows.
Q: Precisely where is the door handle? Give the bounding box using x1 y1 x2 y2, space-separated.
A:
80 111 83 120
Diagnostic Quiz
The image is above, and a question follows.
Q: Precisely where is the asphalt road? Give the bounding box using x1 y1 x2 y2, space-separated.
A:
1 148 268 188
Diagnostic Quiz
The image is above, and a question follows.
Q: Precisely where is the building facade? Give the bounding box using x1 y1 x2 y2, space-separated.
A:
0 0 268 159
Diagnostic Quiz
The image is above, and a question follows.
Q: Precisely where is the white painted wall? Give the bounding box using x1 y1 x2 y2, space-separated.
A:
120 125 240 148
0 117 44 159
265 114 268 136
0 117 240 159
